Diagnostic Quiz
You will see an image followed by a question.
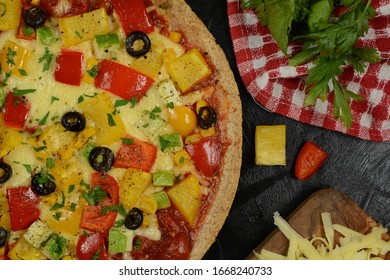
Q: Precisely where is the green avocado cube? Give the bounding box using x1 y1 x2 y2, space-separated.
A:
42 234 67 260
159 132 183 152
108 228 134 254
153 170 174 187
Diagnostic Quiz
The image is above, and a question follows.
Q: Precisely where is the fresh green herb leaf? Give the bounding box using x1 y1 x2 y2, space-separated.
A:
82 186 107 206
23 164 32 174
18 69 28 76
107 113 116 127
50 192 65 210
46 157 55 168
12 87 36 97
75 30 83 39
22 25 35 37
100 204 126 217
87 65 99 78
51 96 60 104
121 137 134 145
6 47 16 66
39 111 50 125
114 99 131 108
38 47 53 72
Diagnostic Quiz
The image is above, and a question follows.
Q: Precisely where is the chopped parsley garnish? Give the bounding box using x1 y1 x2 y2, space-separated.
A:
51 96 60 104
82 186 107 206
107 113 117 127
121 137 134 145
12 87 36 97
39 111 50 125
100 204 126 217
38 47 53 72
50 191 65 210
6 47 16 66
18 69 28 76
87 65 99 78
22 25 35 37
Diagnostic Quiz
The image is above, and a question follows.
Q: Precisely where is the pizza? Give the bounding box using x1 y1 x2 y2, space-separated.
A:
0 0 242 260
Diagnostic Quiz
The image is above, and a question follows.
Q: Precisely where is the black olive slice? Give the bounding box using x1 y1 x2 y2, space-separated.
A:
197 106 217 129
23 6 47 29
31 172 56 196
88 147 114 174
61 111 86 132
0 162 12 184
125 31 151 58
0 226 8 248
124 208 143 230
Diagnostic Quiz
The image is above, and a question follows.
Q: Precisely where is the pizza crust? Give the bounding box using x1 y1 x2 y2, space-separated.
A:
154 0 243 259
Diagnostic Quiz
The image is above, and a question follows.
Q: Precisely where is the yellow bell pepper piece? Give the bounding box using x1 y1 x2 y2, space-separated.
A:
0 191 10 228
59 8 110 47
119 168 152 210
167 175 201 228
79 92 125 146
8 237 47 260
167 49 212 93
169 31 182 43
0 0 21 30
41 205 83 235
0 40 31 76
0 113 24 158
130 46 163 79
138 196 158 215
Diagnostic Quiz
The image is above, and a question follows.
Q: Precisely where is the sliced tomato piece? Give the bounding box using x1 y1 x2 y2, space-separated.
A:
94 59 154 100
76 232 109 260
16 0 36 40
41 0 91 17
54 50 83 86
114 137 157 172
80 173 119 234
111 0 154 35
7 187 40 231
186 136 221 178
294 140 328 180
3 93 31 130
155 232 190 260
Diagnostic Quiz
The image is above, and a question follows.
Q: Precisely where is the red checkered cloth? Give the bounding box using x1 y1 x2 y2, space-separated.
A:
228 0 390 141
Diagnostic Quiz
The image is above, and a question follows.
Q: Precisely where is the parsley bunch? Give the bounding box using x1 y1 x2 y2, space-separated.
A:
241 0 380 128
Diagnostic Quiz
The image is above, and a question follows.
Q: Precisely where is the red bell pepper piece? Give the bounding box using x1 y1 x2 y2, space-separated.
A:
4 93 31 130
7 187 41 231
54 50 83 86
111 0 154 35
94 59 154 100
114 137 157 172
80 173 119 234
186 136 221 178
76 232 109 260
294 140 328 180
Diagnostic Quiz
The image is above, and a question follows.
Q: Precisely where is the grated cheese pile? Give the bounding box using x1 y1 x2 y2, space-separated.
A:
255 212 390 260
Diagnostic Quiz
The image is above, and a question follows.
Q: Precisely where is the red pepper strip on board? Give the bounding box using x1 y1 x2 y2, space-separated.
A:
294 140 328 180
111 0 154 35
3 93 31 130
7 186 41 231
94 59 154 100
54 50 84 86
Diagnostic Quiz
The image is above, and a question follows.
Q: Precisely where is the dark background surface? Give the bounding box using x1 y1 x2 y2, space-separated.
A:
184 0 390 260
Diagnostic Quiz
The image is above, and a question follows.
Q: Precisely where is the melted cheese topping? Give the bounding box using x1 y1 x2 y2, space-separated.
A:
0 6 212 259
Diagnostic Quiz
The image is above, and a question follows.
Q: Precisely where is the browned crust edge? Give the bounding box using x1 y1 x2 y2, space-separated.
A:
154 0 243 259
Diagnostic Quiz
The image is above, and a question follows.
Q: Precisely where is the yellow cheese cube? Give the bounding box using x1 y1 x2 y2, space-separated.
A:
167 49 212 92
0 0 21 30
119 168 152 210
59 8 110 47
255 125 286 166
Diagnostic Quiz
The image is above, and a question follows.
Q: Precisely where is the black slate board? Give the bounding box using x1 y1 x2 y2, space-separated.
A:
184 0 390 260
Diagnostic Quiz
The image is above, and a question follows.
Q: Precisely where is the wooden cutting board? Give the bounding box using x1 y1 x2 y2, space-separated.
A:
247 188 389 259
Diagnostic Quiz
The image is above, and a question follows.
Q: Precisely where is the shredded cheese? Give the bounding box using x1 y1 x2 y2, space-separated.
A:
256 212 390 260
